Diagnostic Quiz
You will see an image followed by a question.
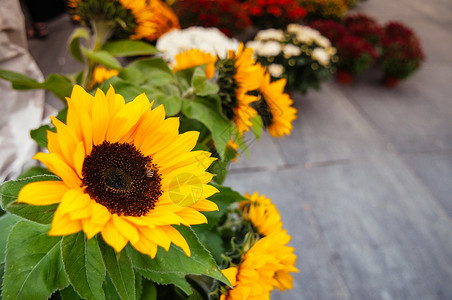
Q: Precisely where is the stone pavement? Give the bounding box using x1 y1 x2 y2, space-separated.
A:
27 0 452 299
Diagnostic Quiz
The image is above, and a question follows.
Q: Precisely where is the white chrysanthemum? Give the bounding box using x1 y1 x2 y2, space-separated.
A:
245 40 264 59
283 44 301 58
268 64 285 77
258 41 282 57
255 28 285 42
326 46 337 56
156 27 240 63
286 24 304 35
312 47 330 66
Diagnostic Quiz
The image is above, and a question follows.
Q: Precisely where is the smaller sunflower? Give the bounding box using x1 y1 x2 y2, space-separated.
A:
253 71 297 137
172 49 218 79
220 231 298 300
239 192 283 236
90 66 119 89
217 43 265 135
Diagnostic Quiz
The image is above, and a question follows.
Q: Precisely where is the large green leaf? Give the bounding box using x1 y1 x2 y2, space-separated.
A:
84 50 122 70
181 96 233 159
0 69 39 87
98 238 135 300
128 226 230 295
2 221 68 300
126 58 175 86
68 27 90 62
0 213 21 264
60 286 83 300
102 40 158 57
30 124 55 148
191 67 219 97
203 185 245 229
99 77 148 103
141 279 157 300
62 233 106 300
0 174 59 224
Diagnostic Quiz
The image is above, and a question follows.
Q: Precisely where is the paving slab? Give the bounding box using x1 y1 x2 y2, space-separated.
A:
274 83 389 165
341 62 452 154
226 156 452 300
403 152 452 219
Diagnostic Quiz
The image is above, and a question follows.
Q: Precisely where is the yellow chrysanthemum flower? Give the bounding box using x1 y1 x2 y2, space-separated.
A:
220 231 298 300
172 49 218 79
255 71 297 137
90 66 119 88
18 85 219 258
240 192 283 236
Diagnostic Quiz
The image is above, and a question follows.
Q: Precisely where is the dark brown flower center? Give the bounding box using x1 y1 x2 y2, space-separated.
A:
82 141 162 217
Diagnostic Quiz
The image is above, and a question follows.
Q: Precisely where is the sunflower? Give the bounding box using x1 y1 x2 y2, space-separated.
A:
239 192 283 236
172 49 218 79
18 85 219 258
253 71 297 137
90 66 119 88
220 231 298 300
145 0 181 41
216 43 264 135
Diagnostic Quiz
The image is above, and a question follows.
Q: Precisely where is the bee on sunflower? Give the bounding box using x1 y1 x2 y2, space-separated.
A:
18 85 219 258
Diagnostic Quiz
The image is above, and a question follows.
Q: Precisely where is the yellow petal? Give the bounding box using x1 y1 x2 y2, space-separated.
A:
112 214 140 244
176 208 207 225
132 235 158 258
92 89 110 145
161 226 190 256
153 131 199 165
57 189 91 216
138 226 172 251
190 199 218 212
49 203 83 236
221 267 238 286
73 142 85 179
51 116 80 166
18 180 69 205
101 218 128 253
34 153 81 188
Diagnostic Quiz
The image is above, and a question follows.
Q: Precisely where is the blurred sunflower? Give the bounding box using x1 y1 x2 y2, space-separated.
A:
220 230 298 299
172 49 217 79
218 43 264 135
253 71 297 137
239 192 283 236
18 85 219 258
67 0 179 41
90 66 119 89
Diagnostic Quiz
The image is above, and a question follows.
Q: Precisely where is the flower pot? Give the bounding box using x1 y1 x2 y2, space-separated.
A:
382 76 400 88
335 70 353 85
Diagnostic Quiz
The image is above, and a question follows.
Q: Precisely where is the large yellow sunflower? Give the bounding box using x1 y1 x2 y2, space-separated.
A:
220 231 298 300
18 85 219 258
172 49 218 79
255 71 297 138
119 0 156 40
227 43 265 135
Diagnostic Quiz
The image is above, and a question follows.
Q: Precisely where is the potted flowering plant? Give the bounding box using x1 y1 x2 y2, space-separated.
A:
299 0 348 21
344 14 383 47
247 24 337 94
308 19 348 44
171 0 251 37
334 35 378 84
380 22 425 87
242 0 306 29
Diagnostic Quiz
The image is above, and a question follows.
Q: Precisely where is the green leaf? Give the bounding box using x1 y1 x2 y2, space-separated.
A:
102 274 121 300
41 74 73 100
181 96 234 159
62 233 106 300
30 124 55 148
251 114 263 140
0 174 59 224
191 226 224 264
135 273 143 300
141 279 157 300
84 50 122 70
126 58 175 86
203 185 245 229
102 40 158 57
17 166 54 179
0 69 40 86
68 27 90 63
0 213 21 264
151 94 182 117
99 77 147 103
3 221 68 300
60 285 83 300
98 238 135 300
191 67 219 96
128 226 230 294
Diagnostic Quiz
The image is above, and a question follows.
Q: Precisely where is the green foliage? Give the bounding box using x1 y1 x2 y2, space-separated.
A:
62 233 106 300
0 174 59 224
0 70 73 100
68 27 90 63
102 40 158 57
83 50 123 70
3 221 68 300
